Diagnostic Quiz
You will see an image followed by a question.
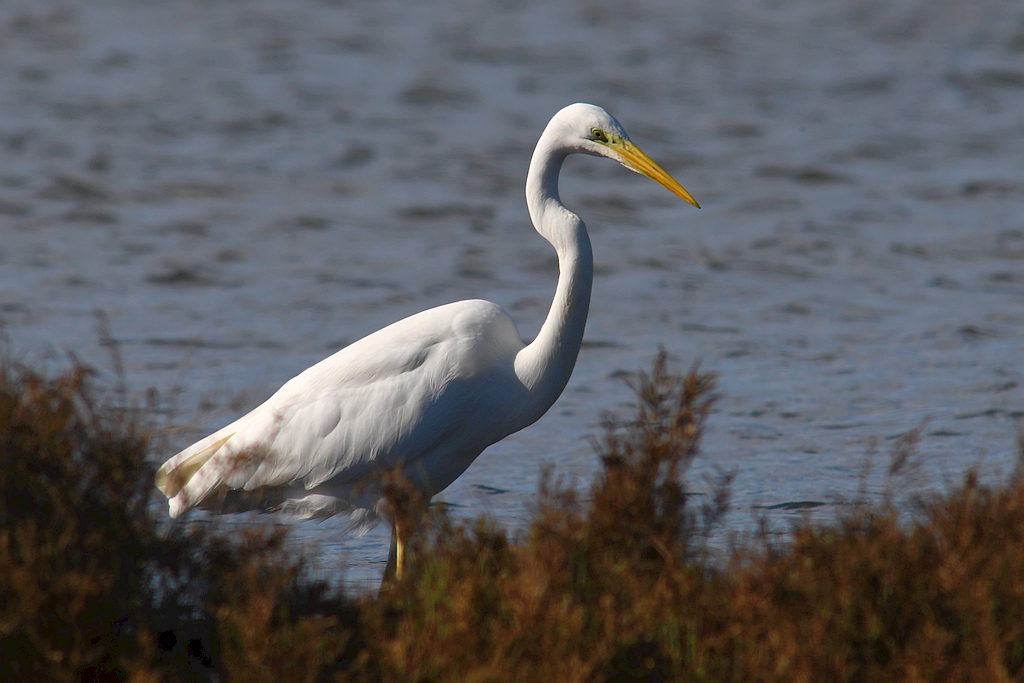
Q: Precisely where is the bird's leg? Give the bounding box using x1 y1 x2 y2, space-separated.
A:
382 522 399 587
380 519 407 588
380 488 425 590
395 521 405 580
380 516 416 591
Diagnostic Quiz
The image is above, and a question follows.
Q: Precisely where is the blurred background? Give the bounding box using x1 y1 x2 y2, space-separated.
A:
1 0 1023 586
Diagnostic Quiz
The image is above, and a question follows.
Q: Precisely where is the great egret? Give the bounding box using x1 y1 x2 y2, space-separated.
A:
155 103 699 580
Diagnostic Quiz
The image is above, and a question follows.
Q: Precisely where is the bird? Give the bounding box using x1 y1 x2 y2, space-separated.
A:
154 103 699 582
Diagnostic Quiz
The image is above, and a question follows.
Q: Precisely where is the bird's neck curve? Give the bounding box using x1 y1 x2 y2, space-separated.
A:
513 129 594 426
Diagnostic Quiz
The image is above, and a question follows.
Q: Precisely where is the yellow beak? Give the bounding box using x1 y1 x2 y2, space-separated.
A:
615 141 700 209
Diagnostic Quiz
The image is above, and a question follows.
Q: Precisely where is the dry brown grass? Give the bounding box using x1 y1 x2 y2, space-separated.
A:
0 359 354 682
2 352 1023 682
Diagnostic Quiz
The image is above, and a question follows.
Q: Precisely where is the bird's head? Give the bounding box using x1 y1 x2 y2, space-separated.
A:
552 103 700 209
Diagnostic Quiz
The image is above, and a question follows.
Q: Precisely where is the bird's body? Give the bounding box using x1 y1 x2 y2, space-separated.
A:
155 103 698 577
159 299 534 527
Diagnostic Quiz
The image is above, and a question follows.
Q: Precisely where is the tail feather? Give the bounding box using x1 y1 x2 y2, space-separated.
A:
155 432 235 499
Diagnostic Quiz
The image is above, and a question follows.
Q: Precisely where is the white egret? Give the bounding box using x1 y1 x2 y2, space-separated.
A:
154 103 699 580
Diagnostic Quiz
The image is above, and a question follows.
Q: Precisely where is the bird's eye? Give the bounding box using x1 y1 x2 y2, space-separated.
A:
590 128 609 143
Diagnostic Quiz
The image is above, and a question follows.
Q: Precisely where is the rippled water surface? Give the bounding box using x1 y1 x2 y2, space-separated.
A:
2 0 1023 588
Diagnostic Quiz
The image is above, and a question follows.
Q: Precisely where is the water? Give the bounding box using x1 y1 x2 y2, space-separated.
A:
2 0 1023 589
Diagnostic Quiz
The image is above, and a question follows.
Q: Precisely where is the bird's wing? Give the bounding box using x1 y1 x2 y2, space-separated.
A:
239 342 460 490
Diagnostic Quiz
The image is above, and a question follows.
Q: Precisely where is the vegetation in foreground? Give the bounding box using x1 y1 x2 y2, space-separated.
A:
1 352 1023 682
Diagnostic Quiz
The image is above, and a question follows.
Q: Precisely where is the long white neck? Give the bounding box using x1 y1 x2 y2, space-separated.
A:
513 128 594 426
